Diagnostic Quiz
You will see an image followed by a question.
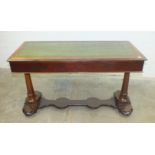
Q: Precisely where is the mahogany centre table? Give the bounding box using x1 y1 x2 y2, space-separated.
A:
8 41 146 116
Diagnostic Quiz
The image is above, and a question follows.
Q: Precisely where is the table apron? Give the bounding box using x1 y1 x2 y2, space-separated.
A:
9 60 144 72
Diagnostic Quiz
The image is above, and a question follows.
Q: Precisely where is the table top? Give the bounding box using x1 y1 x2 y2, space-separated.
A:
8 41 146 61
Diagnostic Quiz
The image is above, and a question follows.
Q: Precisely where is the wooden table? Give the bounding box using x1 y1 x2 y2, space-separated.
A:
8 41 146 116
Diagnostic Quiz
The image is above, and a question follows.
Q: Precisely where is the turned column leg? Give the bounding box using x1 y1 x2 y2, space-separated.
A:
23 73 41 116
114 72 133 116
119 72 130 102
25 73 36 103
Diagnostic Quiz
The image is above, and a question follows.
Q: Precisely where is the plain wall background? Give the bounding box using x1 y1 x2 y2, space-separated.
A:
0 31 154 77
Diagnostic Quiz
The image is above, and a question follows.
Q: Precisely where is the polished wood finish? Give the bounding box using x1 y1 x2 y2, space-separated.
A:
7 41 146 116
120 72 130 101
24 73 35 102
114 72 133 116
23 74 41 116
9 60 144 73
39 97 116 109
8 41 146 73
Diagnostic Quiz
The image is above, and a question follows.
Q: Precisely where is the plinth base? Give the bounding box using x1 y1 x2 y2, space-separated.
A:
114 91 133 116
23 91 133 116
23 91 41 116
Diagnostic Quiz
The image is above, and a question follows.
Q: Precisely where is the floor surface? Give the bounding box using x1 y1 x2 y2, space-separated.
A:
0 68 155 123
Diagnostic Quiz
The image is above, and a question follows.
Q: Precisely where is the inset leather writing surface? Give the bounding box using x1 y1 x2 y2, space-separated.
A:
8 41 146 61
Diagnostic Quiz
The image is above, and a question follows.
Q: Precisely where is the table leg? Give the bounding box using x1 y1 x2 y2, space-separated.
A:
114 72 133 116
23 73 41 116
22 73 132 116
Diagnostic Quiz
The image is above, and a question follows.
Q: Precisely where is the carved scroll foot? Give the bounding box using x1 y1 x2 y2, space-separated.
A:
23 91 42 116
114 91 133 116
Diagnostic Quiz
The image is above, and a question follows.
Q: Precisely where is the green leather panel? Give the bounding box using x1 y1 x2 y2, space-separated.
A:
13 41 143 59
